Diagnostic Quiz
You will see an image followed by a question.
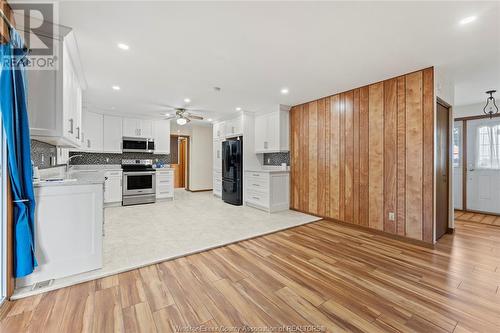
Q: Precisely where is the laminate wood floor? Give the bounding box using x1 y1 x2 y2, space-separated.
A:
455 210 500 227
1 219 500 333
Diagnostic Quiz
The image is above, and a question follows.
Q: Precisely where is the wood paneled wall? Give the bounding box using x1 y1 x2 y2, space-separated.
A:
290 68 434 243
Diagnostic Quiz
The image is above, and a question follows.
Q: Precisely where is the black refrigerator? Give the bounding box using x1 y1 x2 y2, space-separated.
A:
222 137 242 205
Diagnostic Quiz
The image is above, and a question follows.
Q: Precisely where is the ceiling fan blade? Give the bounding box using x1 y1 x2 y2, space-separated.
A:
164 116 176 120
186 113 204 120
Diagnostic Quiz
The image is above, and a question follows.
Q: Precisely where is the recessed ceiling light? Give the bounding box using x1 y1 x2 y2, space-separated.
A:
110 106 116 110
236 107 242 111
177 118 187 125
280 88 289 95
207 118 213 122
459 16 477 25
165 113 170 117
117 43 129 50
184 98 191 103
112 85 120 91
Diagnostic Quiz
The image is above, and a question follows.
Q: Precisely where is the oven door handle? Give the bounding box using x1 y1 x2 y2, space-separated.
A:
123 171 156 176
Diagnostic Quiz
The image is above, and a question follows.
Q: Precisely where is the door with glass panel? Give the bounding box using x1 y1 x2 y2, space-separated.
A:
466 119 500 214
453 121 463 210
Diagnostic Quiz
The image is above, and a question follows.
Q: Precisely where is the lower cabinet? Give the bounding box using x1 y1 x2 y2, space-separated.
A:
244 171 289 212
156 169 174 199
213 169 222 197
104 170 122 204
17 183 103 287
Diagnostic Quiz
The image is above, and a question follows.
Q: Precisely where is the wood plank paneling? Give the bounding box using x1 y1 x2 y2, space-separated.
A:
317 98 327 217
384 78 397 234
344 91 354 223
359 87 370 227
290 68 435 243
396 76 406 236
422 68 435 243
308 101 318 214
339 94 345 221
300 104 309 211
405 71 424 240
329 95 341 220
368 83 384 231
353 90 360 225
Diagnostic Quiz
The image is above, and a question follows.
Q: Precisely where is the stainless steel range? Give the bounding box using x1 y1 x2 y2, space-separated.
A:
122 159 156 206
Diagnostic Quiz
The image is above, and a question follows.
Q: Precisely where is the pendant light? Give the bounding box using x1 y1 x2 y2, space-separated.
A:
483 90 498 118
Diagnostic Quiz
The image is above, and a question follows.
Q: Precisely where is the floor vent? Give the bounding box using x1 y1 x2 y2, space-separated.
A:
32 279 54 290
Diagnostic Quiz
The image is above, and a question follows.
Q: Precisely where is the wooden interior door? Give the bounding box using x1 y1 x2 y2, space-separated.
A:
436 102 450 240
174 138 187 188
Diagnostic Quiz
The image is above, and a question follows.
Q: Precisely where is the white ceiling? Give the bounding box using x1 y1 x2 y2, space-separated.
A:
57 1 500 121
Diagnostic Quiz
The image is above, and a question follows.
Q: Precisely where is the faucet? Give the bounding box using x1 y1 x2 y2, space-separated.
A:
66 154 83 175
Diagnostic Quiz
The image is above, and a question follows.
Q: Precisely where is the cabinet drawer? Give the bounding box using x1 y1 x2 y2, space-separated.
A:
246 178 269 192
246 189 269 207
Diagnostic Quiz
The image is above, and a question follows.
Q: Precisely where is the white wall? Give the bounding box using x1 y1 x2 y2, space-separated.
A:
454 101 498 119
189 125 213 191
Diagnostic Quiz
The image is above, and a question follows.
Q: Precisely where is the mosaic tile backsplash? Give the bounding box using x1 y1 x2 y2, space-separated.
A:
68 151 171 165
263 152 290 166
31 140 59 169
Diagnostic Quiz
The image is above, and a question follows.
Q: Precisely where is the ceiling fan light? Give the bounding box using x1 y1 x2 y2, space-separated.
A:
177 118 187 125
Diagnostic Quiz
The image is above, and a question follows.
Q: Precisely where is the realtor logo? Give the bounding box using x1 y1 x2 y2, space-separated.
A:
10 2 55 56
3 2 59 70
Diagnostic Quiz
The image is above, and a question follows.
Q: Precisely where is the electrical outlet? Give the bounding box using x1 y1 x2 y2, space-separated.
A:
388 212 395 221
267 158 271 164
105 157 109 163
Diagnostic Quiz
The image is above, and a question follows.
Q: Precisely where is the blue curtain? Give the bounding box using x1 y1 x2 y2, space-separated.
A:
0 29 37 277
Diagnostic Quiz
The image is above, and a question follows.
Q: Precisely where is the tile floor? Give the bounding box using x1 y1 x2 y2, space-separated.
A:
13 190 320 299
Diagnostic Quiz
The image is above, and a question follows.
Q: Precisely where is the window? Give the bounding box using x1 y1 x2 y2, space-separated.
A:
453 125 462 168
476 124 500 169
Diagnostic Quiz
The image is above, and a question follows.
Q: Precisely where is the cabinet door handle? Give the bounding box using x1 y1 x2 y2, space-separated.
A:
252 196 260 200
87 139 91 148
68 118 74 134
264 141 268 149
252 183 260 187
76 127 80 140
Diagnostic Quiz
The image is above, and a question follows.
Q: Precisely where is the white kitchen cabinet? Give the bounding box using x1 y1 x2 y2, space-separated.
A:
213 121 226 139
244 170 289 212
27 31 86 148
225 115 243 138
103 115 123 153
104 170 122 204
153 120 171 154
213 170 222 197
123 118 153 138
213 139 222 170
156 169 174 199
17 183 103 287
254 106 290 153
81 111 103 152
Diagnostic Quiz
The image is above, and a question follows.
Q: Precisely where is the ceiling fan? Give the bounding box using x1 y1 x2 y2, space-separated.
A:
160 105 205 125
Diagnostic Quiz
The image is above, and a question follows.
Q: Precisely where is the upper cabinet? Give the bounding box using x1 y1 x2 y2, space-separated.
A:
225 116 243 138
123 118 153 138
153 120 171 154
81 111 103 152
255 105 290 153
103 115 123 153
27 30 87 148
213 121 226 139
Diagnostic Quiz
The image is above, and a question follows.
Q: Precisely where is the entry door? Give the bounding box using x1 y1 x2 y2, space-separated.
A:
436 102 450 240
452 121 463 209
466 119 500 214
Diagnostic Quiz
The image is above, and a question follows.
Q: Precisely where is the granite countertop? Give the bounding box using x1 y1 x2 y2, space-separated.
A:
33 178 104 188
69 164 122 172
34 167 108 188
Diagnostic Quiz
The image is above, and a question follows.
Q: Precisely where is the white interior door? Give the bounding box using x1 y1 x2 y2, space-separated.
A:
466 118 500 214
453 121 463 209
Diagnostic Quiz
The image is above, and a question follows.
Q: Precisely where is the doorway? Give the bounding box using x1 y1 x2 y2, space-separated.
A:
465 118 500 214
436 100 451 240
170 135 189 189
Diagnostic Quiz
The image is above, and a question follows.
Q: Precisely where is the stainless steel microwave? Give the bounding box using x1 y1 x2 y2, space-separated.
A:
122 137 155 153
